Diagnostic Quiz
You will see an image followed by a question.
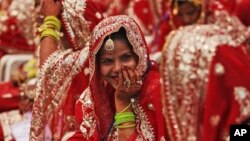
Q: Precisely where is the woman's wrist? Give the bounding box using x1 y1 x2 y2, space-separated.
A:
115 97 132 112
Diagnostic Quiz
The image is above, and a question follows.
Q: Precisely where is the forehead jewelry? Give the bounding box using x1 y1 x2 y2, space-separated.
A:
104 36 115 54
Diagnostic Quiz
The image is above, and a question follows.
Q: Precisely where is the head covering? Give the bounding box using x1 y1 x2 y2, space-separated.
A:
79 15 150 138
30 0 103 140
61 0 104 51
90 15 149 80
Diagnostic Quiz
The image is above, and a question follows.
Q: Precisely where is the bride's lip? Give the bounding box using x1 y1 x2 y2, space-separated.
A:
111 76 119 83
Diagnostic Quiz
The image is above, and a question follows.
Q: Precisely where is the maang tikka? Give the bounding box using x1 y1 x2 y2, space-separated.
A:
104 36 115 53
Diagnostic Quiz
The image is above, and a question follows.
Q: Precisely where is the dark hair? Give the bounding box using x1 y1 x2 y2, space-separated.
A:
104 27 132 50
96 27 139 70
177 0 199 6
97 27 133 57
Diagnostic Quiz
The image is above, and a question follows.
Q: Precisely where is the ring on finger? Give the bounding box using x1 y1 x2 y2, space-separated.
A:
124 79 131 88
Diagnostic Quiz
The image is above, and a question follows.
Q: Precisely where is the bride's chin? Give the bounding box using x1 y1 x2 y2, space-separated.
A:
110 83 118 89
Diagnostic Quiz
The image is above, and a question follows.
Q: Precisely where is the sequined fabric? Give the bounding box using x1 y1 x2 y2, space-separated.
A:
61 0 103 51
0 0 36 53
30 48 89 140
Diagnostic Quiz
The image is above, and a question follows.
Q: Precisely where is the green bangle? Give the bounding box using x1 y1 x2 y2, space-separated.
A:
43 20 61 30
115 112 135 120
40 29 59 41
43 16 61 30
44 16 60 23
115 116 135 125
115 112 135 126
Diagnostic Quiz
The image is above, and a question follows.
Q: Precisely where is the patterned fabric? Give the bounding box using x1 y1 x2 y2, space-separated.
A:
30 0 103 140
61 0 104 51
0 0 36 53
160 4 250 141
126 0 156 35
69 15 167 140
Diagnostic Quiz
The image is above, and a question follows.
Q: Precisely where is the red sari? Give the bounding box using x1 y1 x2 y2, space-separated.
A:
201 44 250 141
68 15 167 140
203 1 250 140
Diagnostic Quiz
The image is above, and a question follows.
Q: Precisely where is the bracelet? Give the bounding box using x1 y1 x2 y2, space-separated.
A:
39 20 61 31
118 103 132 113
117 123 136 129
44 16 60 24
40 29 61 41
38 24 58 32
39 16 61 33
43 20 61 30
115 112 135 126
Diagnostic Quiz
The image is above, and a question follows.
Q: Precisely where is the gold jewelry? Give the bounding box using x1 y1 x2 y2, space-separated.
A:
118 103 132 113
123 79 131 88
117 123 136 129
104 36 115 53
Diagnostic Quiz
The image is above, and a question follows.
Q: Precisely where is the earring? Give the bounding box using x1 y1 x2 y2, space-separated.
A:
102 79 108 87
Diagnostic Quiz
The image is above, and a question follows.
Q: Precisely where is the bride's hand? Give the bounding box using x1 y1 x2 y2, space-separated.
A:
115 67 143 102
40 0 62 17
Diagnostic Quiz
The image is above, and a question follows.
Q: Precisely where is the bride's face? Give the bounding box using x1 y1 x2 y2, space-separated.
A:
99 39 138 88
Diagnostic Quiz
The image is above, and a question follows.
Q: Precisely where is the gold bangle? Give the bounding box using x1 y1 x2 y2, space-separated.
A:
118 103 132 113
43 20 61 30
117 123 136 129
40 29 60 41
44 16 60 23
38 24 58 32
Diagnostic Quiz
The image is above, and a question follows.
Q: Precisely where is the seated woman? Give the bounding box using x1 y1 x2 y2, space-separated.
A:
68 15 167 140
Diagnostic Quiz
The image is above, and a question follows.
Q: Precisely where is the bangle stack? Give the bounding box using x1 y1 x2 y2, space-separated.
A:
115 103 136 129
38 16 63 41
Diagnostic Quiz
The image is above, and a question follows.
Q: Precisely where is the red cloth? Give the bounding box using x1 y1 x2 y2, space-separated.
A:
126 0 156 35
0 82 20 112
202 44 250 141
0 123 3 141
218 0 236 14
